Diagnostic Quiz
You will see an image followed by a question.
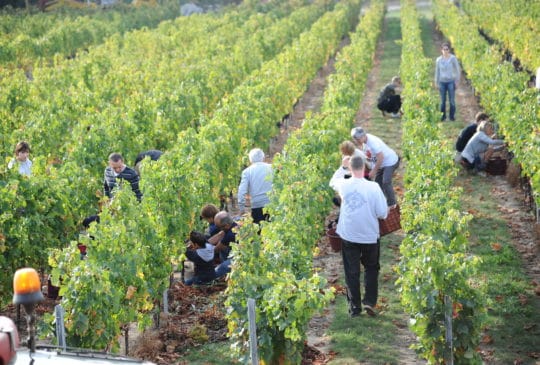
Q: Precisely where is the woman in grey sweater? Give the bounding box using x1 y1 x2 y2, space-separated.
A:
435 42 461 121
461 121 504 172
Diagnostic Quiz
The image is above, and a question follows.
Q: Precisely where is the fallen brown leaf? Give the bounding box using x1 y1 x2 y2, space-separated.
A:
481 334 494 344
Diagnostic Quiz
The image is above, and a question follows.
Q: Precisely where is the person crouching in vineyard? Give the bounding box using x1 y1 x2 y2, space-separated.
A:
376 76 402 118
454 112 490 163
8 141 32 176
184 231 216 285
200 203 220 238
460 120 505 174
237 148 273 224
209 211 238 280
351 127 400 209
103 152 142 201
331 155 388 317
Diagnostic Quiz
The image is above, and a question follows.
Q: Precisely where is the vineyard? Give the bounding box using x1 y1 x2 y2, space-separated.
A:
1 0 539 364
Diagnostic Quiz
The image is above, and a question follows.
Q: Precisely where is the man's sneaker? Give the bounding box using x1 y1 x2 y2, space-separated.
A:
363 304 377 317
391 112 400 118
349 306 361 317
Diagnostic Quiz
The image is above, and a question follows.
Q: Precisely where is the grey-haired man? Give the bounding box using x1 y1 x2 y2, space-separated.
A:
351 127 399 208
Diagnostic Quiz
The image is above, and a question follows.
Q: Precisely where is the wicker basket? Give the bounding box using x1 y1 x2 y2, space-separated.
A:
485 157 507 176
379 205 401 236
326 228 342 252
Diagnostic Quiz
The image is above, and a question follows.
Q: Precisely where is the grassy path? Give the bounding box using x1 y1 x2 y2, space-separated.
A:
325 2 423 364
326 1 540 364
420 6 540 365
419 3 540 364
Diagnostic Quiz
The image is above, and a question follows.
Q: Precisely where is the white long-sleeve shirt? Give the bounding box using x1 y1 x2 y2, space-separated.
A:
335 177 388 243
237 162 273 211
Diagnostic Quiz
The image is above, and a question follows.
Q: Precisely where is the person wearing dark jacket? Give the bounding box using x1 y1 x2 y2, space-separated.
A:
103 153 142 201
377 76 402 117
184 231 216 285
134 149 163 175
455 112 489 153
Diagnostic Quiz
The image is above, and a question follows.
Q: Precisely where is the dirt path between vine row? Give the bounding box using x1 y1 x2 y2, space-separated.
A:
274 0 540 363
430 7 540 297
267 1 423 363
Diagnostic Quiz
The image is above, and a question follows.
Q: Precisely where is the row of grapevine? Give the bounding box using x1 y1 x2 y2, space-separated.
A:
432 0 540 207
0 2 326 307
226 0 385 361
0 1 183 68
397 1 484 363
0 7 89 37
460 0 540 73
47 0 358 350
1 1 324 221
0 0 300 156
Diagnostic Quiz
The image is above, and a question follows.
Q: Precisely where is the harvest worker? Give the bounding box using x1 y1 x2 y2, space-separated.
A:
103 152 142 201
133 149 163 175
331 155 388 317
184 230 216 286
210 211 239 280
377 76 402 118
209 211 238 262
8 141 32 176
351 127 399 208
200 203 220 238
455 112 490 153
460 121 505 173
237 148 273 224
435 42 460 121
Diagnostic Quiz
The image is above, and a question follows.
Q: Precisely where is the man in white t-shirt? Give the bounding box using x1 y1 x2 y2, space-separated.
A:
351 127 400 208
332 155 388 317
237 148 273 224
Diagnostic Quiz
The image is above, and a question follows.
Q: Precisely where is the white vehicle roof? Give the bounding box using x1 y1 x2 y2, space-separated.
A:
13 346 156 365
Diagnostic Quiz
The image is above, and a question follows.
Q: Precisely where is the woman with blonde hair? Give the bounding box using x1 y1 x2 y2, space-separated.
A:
460 121 505 173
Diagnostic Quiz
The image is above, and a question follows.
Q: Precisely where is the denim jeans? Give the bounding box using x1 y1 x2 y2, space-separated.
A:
215 259 231 278
375 158 400 206
341 239 380 312
438 81 456 120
